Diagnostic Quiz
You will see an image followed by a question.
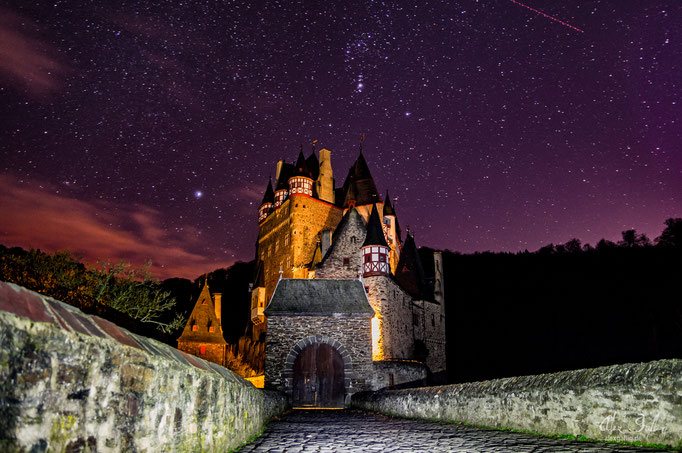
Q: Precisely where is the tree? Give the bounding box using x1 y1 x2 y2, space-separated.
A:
91 260 185 333
655 218 682 248
564 238 582 253
619 229 651 248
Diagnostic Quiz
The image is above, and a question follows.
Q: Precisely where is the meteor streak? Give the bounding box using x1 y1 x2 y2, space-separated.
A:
509 0 584 33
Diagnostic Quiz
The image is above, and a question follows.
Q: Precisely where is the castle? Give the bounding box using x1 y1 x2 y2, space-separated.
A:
253 145 446 407
178 144 446 407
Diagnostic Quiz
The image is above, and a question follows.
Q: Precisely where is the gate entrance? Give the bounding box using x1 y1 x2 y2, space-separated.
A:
292 343 345 408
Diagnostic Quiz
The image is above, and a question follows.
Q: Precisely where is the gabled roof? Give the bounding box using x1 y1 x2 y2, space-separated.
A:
264 279 374 316
318 207 366 265
177 281 227 344
394 234 433 301
260 178 274 205
341 152 381 207
362 203 389 248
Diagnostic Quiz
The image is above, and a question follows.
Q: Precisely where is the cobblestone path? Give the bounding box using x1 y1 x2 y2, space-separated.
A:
239 410 672 452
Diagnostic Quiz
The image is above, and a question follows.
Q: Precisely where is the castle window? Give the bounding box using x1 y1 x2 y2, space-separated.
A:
350 236 356 244
384 217 391 226
365 286 369 293
364 255 371 263
413 314 419 326
379 254 386 262
209 326 215 332
201 299 207 305
343 257 350 266
200 345 206 355
192 325 198 331
432 314 435 327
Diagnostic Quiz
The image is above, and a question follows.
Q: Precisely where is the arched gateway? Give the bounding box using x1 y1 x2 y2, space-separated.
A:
285 336 351 408
263 279 375 408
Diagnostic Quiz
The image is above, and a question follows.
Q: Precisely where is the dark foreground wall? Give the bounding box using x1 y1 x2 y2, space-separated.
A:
352 359 682 448
0 282 287 453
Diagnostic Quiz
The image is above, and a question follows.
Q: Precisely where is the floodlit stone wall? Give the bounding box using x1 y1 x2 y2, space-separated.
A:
364 275 415 361
352 359 682 449
0 282 287 453
371 360 427 390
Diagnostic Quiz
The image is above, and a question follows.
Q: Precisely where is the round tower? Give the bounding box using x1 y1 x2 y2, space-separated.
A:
361 203 390 276
258 178 275 223
288 149 313 197
273 174 289 208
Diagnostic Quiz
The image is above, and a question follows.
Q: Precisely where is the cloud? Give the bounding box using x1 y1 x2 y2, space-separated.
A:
0 175 235 280
0 8 69 97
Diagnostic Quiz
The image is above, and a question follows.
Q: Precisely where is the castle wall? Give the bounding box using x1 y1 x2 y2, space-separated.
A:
364 276 414 362
417 299 447 374
257 196 342 301
265 315 373 395
0 282 287 453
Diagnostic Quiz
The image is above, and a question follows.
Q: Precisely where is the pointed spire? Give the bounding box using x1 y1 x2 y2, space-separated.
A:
261 177 275 205
362 203 389 248
383 190 395 216
293 149 311 177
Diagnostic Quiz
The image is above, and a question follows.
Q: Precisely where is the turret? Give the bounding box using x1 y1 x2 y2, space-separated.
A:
288 149 313 197
315 148 335 204
361 203 390 277
258 178 274 223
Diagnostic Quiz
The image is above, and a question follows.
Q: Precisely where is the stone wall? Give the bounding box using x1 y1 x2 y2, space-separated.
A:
315 208 366 279
265 315 373 398
370 360 427 390
0 282 287 453
417 299 446 374
352 359 682 448
365 276 415 361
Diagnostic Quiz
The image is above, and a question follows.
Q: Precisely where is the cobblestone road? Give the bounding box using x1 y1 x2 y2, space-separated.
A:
239 410 672 452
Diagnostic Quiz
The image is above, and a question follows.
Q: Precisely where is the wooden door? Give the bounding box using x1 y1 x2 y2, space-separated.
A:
293 343 344 408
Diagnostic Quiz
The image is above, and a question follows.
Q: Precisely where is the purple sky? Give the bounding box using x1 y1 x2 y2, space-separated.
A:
1 1 680 279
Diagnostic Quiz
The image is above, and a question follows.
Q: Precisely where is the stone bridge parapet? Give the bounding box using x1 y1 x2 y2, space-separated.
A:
0 282 288 452
352 359 682 449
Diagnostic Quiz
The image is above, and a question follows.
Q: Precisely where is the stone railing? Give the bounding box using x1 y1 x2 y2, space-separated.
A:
352 359 682 448
0 282 287 452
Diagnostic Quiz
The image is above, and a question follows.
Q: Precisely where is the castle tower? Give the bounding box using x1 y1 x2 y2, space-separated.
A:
258 178 274 224
316 148 335 204
361 204 390 277
288 150 314 197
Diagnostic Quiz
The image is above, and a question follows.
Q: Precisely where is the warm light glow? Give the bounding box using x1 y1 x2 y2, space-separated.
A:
371 315 384 361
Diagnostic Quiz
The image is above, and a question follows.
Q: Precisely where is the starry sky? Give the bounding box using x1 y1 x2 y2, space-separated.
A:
1 1 680 279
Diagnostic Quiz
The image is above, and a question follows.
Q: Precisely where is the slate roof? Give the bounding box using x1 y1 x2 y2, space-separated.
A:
260 178 274 205
341 152 381 207
292 150 312 178
264 279 374 316
362 203 389 247
395 233 434 301
383 190 395 216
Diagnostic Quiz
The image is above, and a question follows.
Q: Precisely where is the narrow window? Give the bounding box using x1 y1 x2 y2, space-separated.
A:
343 257 350 266
389 373 395 386
413 314 419 326
209 326 215 333
200 345 206 355
192 325 198 331
365 286 369 293
432 314 435 327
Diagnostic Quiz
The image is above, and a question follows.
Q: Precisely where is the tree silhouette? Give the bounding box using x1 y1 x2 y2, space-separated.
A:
655 218 682 248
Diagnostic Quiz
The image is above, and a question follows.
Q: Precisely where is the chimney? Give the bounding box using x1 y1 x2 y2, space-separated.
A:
275 159 284 182
320 229 332 258
214 293 222 320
